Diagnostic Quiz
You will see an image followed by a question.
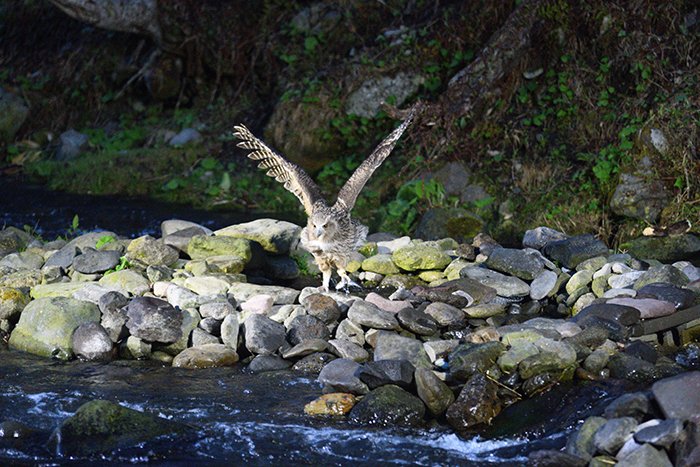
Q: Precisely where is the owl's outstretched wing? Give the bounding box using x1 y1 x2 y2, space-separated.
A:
233 125 322 216
334 102 422 211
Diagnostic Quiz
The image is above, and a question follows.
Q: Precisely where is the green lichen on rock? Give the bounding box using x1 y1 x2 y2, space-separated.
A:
622 234 700 263
0 286 30 319
187 235 252 261
361 254 399 275
46 399 191 456
8 296 100 359
392 243 452 272
215 219 301 255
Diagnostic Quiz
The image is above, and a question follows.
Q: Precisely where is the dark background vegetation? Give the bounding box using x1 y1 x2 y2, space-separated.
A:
1 0 698 247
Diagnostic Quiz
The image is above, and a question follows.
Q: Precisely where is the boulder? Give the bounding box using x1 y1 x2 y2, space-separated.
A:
446 373 502 430
187 235 252 261
98 269 150 296
413 207 483 242
243 314 286 355
392 243 452 271
286 315 330 345
415 368 455 416
522 226 568 250
46 400 190 456
448 341 506 382
361 254 400 275
485 247 544 280
72 322 114 361
215 219 301 255
373 332 431 368
8 297 100 359
636 283 696 309
357 360 415 389
616 442 673 467
349 384 425 427
651 371 700 423
347 300 400 331
126 235 179 266
248 355 292 373
318 358 368 394
610 173 669 223
592 417 638 454
0 286 30 320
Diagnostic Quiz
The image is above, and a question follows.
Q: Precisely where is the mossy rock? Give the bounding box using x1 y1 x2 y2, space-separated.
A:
361 254 399 275
392 243 451 271
187 235 252 262
215 219 301 255
46 400 192 456
8 296 100 359
622 234 700 263
0 286 30 320
30 282 92 299
358 242 378 257
348 384 425 427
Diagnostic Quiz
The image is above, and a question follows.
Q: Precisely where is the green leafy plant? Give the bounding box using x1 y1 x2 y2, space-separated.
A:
95 234 116 249
105 256 130 274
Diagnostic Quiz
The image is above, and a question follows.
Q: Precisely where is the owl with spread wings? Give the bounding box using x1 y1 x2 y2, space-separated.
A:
233 103 421 291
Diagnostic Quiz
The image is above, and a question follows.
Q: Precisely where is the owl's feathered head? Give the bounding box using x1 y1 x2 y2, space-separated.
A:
309 209 339 239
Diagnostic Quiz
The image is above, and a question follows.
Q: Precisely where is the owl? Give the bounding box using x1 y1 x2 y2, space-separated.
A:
233 103 421 291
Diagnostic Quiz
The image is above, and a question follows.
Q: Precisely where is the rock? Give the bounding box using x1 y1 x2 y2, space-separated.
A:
335 319 365 346
603 392 651 420
243 314 286 355
634 418 683 449
518 339 577 379
199 317 221 336
565 416 607 461
187 235 251 262
172 343 238 368
593 417 638 454
616 442 673 467
364 292 412 314
423 302 465 328
216 219 301 255
652 371 700 423
566 270 594 294
0 251 44 271
357 360 415 389
460 266 529 298
160 308 200 356
608 353 657 383
361 253 401 275
571 303 641 329
485 247 544 280
415 368 455 416
168 128 201 146
8 297 100 359
292 352 337 373
376 236 411 253
608 271 645 289
123 297 183 344
345 72 423 118
301 293 341 324
200 300 235 320
0 269 41 288
72 322 114 361
527 450 587 467
122 336 151 359
610 173 669 223
414 207 484 242
191 328 220 346
530 270 559 300
220 313 239 350
634 264 690 289
423 339 460 363
348 384 425 427
0 87 29 143
373 332 431 368
282 338 329 359
184 276 232 296
286 315 330 345
544 234 610 269
0 286 30 320
327 339 368 362
397 307 438 335
412 277 497 307
318 358 368 394
248 355 292 373
46 400 190 456
55 129 89 160
304 393 357 416
29 282 87 299
446 373 502 430
161 219 213 237
392 243 452 271
228 283 300 305
98 269 150 296
636 283 696 309
126 235 179 266
264 255 300 280
163 226 210 253
448 341 506 382
464 303 507 319
99 291 129 342
497 341 539 374
607 297 676 319
522 227 568 250
165 284 201 309
347 300 399 330
628 233 700 263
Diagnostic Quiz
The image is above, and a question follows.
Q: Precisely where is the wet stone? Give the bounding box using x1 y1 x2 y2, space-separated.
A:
565 416 606 461
304 393 357 416
593 417 638 455
172 343 239 369
448 341 506 382
72 322 114 361
636 282 696 309
423 302 466 328
243 314 286 355
373 332 431 368
616 442 673 467
414 368 454 417
652 371 700 423
347 300 399 331
349 384 425 427
292 352 337 374
286 315 331 346
357 360 415 389
300 293 341 324
446 373 502 431
485 247 544 280
396 307 438 335
282 338 329 359
248 355 292 373
412 277 497 308
608 297 676 319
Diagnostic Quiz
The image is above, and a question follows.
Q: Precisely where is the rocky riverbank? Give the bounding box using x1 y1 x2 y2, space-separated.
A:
1 219 699 463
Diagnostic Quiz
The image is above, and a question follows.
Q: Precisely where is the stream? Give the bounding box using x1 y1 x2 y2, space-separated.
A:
1 179 633 464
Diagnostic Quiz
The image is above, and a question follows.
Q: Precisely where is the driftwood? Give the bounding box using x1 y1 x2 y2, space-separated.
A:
48 0 161 43
441 0 546 119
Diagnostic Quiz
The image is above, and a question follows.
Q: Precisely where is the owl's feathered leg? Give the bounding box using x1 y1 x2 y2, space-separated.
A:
335 268 360 292
317 260 332 292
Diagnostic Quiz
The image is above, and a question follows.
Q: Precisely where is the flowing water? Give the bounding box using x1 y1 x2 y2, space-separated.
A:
0 179 632 464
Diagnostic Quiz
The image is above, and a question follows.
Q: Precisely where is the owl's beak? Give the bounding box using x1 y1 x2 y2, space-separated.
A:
314 226 325 237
